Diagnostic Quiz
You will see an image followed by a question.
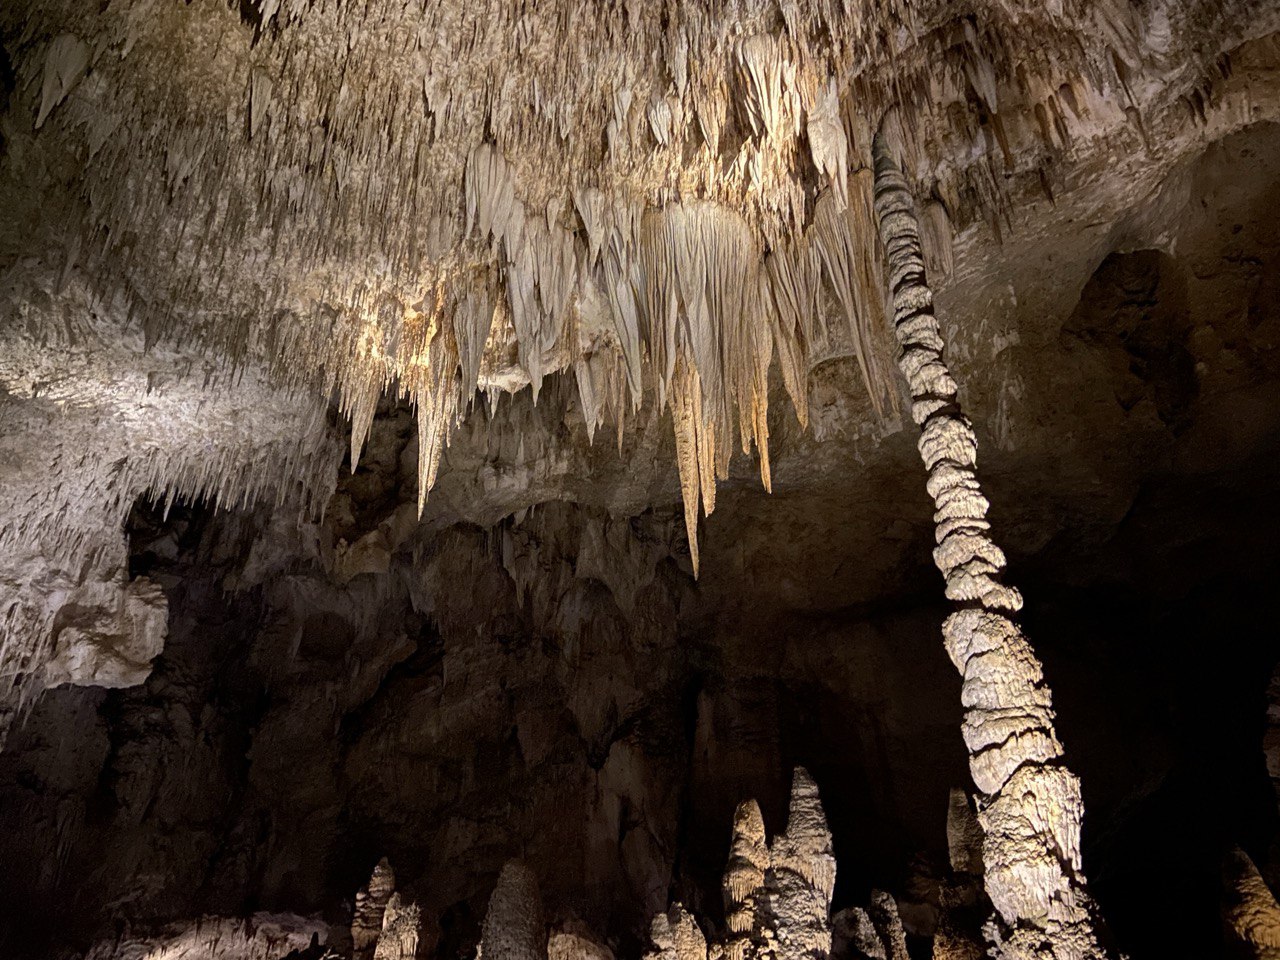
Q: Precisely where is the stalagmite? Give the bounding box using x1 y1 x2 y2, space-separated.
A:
1223 848 1280 960
551 924 618 960
647 905 708 960
830 895 909 960
831 907 887 960
480 860 547 960
353 857 398 959
373 893 422 960
945 790 984 878
769 768 837 960
659 771 951 960
871 133 1113 960
866 893 910 960
932 791 987 960
4 3 1280 956
722 800 769 960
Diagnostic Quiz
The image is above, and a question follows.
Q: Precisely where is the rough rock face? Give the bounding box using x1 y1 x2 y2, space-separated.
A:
41 575 168 690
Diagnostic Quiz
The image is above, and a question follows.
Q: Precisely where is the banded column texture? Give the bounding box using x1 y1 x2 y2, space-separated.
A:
870 133 1112 960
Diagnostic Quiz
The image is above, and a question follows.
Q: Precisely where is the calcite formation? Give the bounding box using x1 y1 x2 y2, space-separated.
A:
873 135 1108 959
647 907 708 960
767 769 838 960
2 0 1277 719
76 913 331 960
353 858 398 960
1223 848 1280 960
548 924 618 960
722 800 770 960
931 790 987 960
3 0 1280 957
473 769 904 960
480 862 548 960
650 767 925 960
831 900 912 960
373 894 423 960
668 767 840 960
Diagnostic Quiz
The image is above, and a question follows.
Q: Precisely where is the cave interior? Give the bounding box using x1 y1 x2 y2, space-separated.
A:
3 3 1280 960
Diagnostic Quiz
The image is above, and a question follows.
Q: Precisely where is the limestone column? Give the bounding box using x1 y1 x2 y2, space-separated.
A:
871 132 1112 960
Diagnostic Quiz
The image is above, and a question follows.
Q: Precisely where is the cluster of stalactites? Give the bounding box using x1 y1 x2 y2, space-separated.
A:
337 143 901 575
329 141 901 574
6 0 1167 573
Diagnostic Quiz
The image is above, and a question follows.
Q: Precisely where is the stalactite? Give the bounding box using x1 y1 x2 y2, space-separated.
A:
4 0 1224 587
871 132 1114 960
2 0 1275 763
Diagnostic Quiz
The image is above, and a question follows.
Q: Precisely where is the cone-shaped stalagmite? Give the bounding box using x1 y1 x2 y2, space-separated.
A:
723 799 769 960
715 768 838 960
770 768 837 960
933 791 987 960
353 857 397 959
481 861 547 960
871 133 1113 960
646 905 708 960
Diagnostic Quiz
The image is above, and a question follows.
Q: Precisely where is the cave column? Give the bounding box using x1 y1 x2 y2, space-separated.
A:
870 133 1113 960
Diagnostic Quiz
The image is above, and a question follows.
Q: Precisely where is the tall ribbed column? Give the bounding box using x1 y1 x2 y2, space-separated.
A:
871 133 1112 960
